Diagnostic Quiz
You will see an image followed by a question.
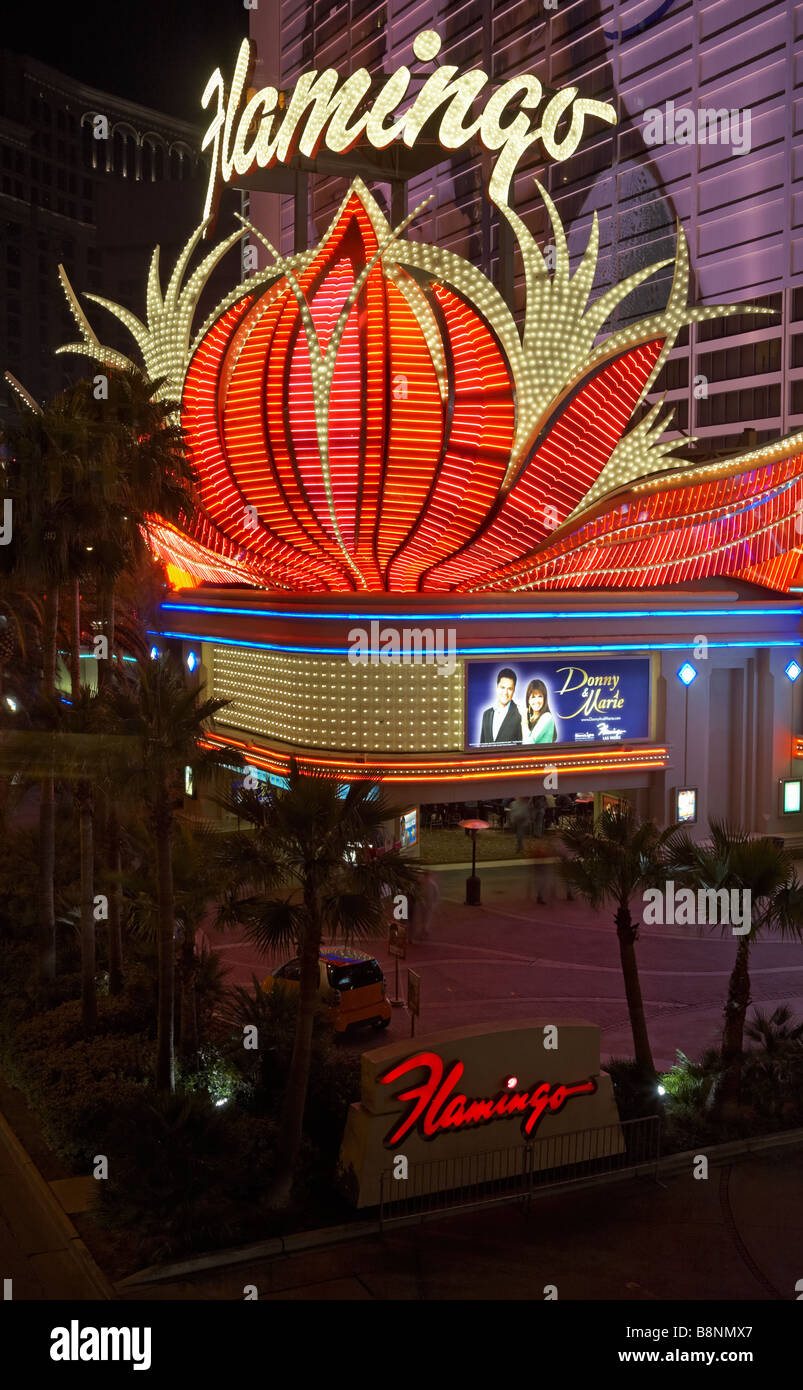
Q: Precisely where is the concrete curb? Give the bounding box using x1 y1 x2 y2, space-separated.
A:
117 1221 382 1288
0 1105 115 1301
117 1126 803 1290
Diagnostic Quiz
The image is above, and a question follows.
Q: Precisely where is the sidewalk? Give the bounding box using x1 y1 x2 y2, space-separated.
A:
0 1100 114 1301
119 1141 803 1302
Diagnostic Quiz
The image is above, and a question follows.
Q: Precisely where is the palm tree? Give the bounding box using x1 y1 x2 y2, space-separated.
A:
0 584 42 703
105 655 231 1091
68 366 195 997
54 686 108 1036
660 821 803 1110
65 365 195 674
123 816 218 1070
215 764 423 1209
560 803 672 1079
1 393 87 978
0 687 136 1010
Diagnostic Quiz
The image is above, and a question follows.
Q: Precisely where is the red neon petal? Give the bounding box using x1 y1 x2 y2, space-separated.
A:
425 340 664 590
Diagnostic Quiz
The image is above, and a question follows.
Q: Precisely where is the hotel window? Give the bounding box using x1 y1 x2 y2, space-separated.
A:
671 399 689 430
791 381 803 415
654 356 688 391
697 339 781 384
696 294 782 342
792 288 803 323
695 385 780 427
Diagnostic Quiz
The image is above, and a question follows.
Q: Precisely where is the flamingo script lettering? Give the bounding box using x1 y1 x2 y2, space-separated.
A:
379 1050 597 1147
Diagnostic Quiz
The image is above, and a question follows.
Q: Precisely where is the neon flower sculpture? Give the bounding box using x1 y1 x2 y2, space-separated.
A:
58 179 803 593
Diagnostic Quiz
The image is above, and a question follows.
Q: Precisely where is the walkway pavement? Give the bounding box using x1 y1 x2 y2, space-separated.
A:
203 862 803 1072
0 1108 112 1301
121 1143 803 1301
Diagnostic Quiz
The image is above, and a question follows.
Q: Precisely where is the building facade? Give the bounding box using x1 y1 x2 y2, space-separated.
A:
49 8 803 841
161 584 803 840
0 49 240 423
248 0 803 455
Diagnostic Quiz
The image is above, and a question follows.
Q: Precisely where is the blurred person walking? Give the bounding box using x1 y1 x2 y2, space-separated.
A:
413 868 440 940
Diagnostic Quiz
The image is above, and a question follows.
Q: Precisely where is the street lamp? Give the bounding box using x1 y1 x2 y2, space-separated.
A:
458 818 489 906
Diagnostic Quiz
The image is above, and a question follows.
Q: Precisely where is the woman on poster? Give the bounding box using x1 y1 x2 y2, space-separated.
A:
524 679 558 743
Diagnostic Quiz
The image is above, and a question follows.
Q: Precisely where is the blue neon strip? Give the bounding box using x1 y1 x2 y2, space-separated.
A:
76 653 137 663
151 629 802 656
159 602 802 622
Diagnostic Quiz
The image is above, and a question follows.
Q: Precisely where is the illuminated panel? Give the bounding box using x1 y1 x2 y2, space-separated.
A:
376 277 445 577
203 729 670 783
388 283 515 590
262 203 379 586
469 455 803 593
145 518 267 589
350 199 387 588
221 241 359 582
736 551 803 593
427 341 663 591
223 280 351 574
181 295 344 589
301 259 358 545
211 645 463 753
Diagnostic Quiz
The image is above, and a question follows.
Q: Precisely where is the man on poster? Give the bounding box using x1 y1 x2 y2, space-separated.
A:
479 668 523 745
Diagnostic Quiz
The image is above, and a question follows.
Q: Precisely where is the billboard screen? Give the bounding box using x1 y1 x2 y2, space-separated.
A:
399 809 418 848
465 658 651 749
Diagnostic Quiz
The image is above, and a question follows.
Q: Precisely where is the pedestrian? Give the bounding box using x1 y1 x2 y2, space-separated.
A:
415 869 440 939
509 796 529 852
532 794 546 838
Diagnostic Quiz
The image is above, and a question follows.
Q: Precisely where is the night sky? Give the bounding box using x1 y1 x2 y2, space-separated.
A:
3 0 247 122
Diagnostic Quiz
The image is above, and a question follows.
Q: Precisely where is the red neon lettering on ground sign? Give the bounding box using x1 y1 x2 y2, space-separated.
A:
379 1051 596 1147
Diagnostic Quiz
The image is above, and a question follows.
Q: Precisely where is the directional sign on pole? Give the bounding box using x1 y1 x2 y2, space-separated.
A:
407 968 421 1037
388 922 407 959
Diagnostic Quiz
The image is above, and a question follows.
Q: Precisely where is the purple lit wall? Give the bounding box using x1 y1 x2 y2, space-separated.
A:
247 0 803 454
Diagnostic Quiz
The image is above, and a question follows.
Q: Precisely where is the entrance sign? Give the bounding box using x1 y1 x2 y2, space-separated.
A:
338 1019 623 1207
200 29 617 230
380 1049 593 1146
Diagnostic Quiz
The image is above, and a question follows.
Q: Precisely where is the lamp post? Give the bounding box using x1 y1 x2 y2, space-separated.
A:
459 818 489 906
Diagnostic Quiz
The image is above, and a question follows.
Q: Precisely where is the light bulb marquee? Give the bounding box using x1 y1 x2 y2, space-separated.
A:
55 33 803 596
200 29 617 234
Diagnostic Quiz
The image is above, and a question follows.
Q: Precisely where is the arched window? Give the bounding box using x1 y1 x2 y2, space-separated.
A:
142 133 167 182
169 141 194 182
112 128 129 177
80 113 97 171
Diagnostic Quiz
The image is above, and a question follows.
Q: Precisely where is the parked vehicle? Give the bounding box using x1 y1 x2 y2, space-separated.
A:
262 947 392 1034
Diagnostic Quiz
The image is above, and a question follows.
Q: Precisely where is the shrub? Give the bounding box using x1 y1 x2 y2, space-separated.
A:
659 1048 722 1112
9 984 155 1064
6 1029 155 1163
177 1045 240 1105
217 977 361 1156
97 1091 260 1260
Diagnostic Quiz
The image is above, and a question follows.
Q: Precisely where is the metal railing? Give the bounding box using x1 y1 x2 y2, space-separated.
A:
379 1115 661 1227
